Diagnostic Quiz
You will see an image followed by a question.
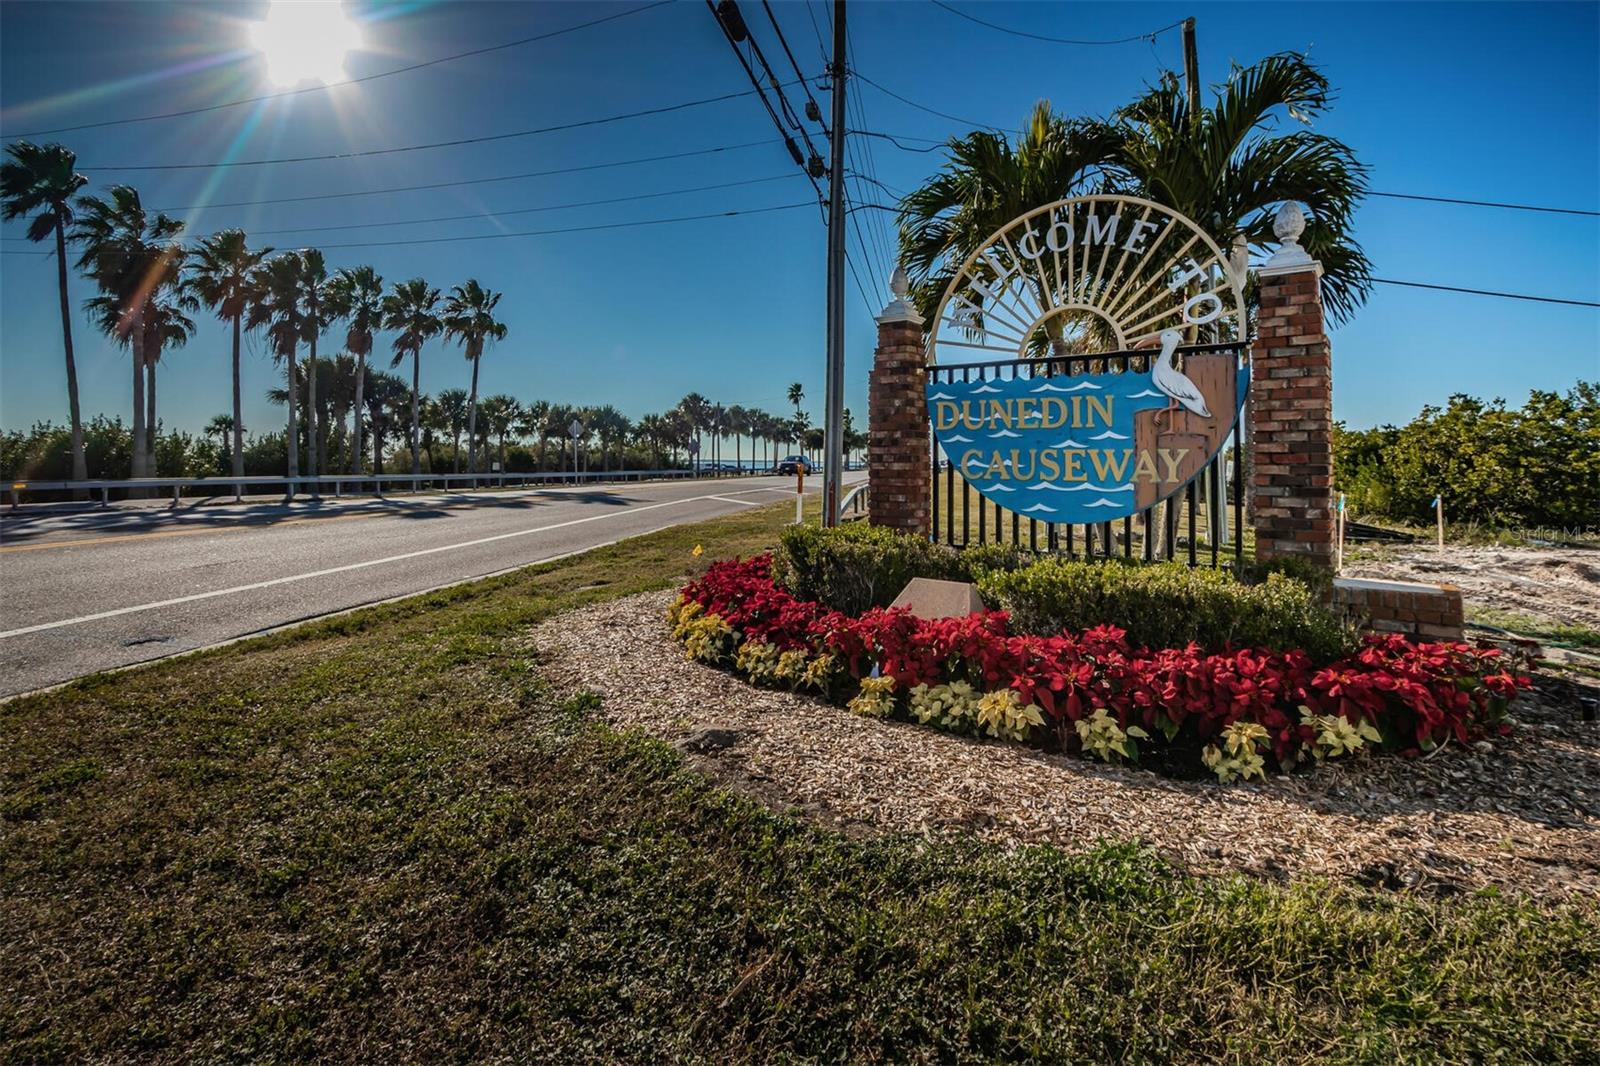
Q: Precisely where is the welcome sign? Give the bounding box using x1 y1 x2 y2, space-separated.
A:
925 196 1250 524
929 346 1249 524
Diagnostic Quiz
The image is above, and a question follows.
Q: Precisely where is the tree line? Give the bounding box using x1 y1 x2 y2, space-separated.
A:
2 141 865 485
1333 383 1599 530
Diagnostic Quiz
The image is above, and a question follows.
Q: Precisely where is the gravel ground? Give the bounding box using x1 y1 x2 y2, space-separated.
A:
1344 543 1600 632
532 590 1599 903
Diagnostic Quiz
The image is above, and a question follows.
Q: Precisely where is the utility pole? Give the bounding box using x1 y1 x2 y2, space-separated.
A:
822 0 847 527
1182 17 1200 121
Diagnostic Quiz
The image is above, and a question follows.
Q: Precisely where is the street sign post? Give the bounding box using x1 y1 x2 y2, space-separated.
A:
569 419 583 485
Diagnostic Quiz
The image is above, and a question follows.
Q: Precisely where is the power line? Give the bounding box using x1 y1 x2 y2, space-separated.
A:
704 2 826 203
929 1 1186 46
853 71 1003 132
1368 191 1600 218
145 140 783 213
2 1 675 140
5 202 818 256
1372 278 1600 308
761 0 829 136
233 174 801 238
84 80 812 171
282 202 817 252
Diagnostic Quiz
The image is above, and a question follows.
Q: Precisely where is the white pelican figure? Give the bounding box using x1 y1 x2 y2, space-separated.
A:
1151 327 1210 428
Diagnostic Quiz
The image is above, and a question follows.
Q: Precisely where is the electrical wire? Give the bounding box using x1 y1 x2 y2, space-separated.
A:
269 202 817 251
1368 191 1600 218
704 2 826 204
761 0 829 137
2 1 675 140
853 71 1003 132
929 1 1186 46
1371 278 1600 308
143 140 783 213
83 79 813 171
232 174 801 238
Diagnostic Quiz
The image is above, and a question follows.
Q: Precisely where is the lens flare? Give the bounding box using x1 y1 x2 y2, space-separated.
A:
250 1 362 87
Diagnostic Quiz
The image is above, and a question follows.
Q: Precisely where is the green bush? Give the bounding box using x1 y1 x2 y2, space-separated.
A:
977 557 1357 661
773 524 1028 615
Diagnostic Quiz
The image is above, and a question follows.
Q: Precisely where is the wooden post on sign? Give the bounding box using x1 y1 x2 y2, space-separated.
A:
1435 494 1445 548
794 467 805 525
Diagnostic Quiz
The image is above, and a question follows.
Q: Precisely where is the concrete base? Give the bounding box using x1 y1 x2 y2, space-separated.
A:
890 578 985 620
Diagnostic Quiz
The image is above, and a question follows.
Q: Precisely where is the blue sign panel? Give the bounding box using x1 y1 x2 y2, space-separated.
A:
928 349 1248 525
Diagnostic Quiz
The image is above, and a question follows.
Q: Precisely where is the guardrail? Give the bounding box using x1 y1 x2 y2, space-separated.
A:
837 483 869 523
3 468 768 509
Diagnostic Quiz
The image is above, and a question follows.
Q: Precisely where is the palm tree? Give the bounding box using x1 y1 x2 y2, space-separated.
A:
188 229 272 479
479 394 520 472
246 252 306 480
589 404 630 472
677 392 711 472
73 185 186 479
1108 54 1371 324
326 265 384 476
286 249 334 479
362 369 410 476
382 278 442 477
898 103 1121 352
786 382 804 412
436 387 469 472
635 413 666 468
440 279 508 476
516 400 548 470
2 142 89 484
139 286 198 455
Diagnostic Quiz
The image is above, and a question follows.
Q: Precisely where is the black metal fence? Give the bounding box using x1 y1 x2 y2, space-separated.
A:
928 342 1247 568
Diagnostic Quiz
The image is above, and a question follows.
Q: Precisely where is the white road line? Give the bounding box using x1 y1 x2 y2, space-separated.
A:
0 490 754 640
706 495 760 506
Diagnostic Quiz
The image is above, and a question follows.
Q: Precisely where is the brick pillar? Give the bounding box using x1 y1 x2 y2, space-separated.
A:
1250 203 1334 568
868 268 930 535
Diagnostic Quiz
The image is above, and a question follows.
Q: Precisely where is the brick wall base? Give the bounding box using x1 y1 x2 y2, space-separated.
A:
1333 577 1464 642
868 316 930 535
1250 265 1334 568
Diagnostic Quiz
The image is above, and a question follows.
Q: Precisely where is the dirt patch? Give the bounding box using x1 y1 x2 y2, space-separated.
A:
1344 543 1600 631
532 590 1600 904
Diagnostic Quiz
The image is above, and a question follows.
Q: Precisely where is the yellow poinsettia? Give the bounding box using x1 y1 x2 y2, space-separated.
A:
975 688 1045 743
1074 707 1151 763
848 676 897 719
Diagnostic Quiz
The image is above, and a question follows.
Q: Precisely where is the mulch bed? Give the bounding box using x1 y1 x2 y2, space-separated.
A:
531 589 1600 903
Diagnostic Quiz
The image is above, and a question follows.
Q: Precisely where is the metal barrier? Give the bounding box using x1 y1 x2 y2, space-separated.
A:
837 483 869 523
3 468 767 509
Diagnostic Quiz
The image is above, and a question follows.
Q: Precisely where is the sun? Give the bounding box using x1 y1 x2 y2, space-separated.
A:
251 1 362 87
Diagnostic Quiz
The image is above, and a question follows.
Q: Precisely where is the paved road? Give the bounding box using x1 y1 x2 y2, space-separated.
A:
0 474 859 698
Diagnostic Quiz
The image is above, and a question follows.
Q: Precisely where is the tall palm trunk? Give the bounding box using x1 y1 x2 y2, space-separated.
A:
465 350 481 474
129 309 147 479
144 356 156 471
285 347 300 482
350 351 366 476
230 314 244 478
452 428 462 473
306 332 319 481
410 347 422 476
53 220 86 485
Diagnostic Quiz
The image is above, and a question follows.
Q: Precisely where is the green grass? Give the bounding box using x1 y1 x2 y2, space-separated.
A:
3 500 1597 1063
1468 606 1600 650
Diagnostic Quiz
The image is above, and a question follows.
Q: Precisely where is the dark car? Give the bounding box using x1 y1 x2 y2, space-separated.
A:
776 455 812 476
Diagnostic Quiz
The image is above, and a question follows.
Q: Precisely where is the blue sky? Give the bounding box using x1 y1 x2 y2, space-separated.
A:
2 0 1596 439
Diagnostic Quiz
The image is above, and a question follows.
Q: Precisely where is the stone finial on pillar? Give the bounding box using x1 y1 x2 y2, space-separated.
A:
868 267 930 535
1250 201 1334 568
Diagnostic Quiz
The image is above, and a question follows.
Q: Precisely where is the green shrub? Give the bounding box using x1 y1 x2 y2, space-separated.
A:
773 525 1028 615
977 557 1357 661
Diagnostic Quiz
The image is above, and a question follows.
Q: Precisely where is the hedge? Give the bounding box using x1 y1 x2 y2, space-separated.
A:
776 525 1356 663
